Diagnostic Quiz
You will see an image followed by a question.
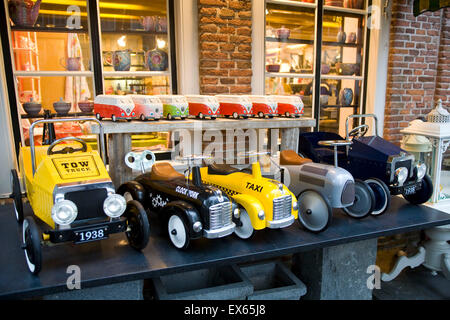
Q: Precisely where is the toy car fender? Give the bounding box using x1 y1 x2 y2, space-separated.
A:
231 193 266 231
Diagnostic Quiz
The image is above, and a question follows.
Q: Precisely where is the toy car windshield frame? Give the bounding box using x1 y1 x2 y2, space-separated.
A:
345 114 380 140
29 118 106 176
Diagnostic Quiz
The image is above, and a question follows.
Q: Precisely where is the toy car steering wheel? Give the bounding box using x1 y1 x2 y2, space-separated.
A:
348 124 369 139
47 137 88 155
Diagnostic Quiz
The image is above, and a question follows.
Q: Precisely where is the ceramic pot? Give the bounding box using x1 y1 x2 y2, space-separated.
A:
276 26 290 40
140 16 157 32
347 32 357 43
339 88 353 106
78 100 94 113
321 64 330 74
8 0 41 27
53 97 71 115
23 98 41 116
60 57 81 71
337 29 346 43
112 50 131 71
335 62 356 75
157 16 167 32
145 48 168 71
266 64 280 73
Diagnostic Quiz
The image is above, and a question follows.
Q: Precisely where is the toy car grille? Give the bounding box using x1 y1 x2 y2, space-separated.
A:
273 195 292 221
65 189 108 221
209 202 232 230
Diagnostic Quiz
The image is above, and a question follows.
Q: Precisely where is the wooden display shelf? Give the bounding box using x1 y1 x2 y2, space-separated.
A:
10 25 88 33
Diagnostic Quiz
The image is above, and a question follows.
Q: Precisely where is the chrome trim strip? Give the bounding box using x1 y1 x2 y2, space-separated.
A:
267 215 295 229
203 223 236 239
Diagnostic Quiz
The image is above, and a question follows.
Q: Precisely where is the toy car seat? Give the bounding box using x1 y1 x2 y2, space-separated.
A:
299 132 346 164
207 163 240 175
280 150 312 165
150 162 184 181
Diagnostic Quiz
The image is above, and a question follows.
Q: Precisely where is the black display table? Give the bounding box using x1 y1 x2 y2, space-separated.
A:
1 197 449 299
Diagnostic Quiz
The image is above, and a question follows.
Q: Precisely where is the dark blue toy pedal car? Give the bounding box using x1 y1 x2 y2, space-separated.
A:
298 114 433 216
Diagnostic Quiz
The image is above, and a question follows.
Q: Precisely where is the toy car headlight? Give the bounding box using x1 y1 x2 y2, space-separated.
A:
258 210 265 220
52 200 78 226
293 200 299 211
103 194 126 218
233 208 240 219
416 163 427 180
395 167 408 186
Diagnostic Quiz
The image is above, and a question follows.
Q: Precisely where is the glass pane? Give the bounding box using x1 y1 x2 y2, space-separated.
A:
104 75 170 95
319 79 361 135
324 0 365 10
99 0 169 73
322 12 365 76
265 76 313 117
440 146 450 201
9 0 91 72
266 4 315 74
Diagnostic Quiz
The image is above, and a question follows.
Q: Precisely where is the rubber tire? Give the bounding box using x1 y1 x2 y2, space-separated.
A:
198 113 204 119
125 200 150 250
11 169 24 224
342 179 375 219
22 217 42 275
167 113 172 120
258 111 264 118
96 113 102 120
211 117 217 120
232 112 239 119
111 114 117 122
297 190 332 233
403 174 433 205
140 114 146 121
234 207 254 240
167 213 190 250
285 112 290 118
365 178 390 216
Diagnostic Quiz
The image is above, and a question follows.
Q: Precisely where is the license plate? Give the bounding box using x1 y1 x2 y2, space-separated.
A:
74 227 108 244
403 185 416 195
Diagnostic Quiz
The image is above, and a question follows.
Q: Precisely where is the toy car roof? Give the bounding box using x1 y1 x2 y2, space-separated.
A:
128 95 162 104
271 95 304 104
156 95 188 104
185 95 219 104
215 95 252 103
94 95 134 104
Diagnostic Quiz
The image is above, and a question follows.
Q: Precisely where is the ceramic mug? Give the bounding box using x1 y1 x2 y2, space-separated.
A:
145 48 168 71
112 50 131 71
157 16 167 32
60 57 81 71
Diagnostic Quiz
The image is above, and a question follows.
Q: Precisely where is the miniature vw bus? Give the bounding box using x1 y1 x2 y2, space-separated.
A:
94 95 136 122
185 95 220 119
272 95 304 118
215 95 253 119
128 95 163 120
246 95 279 118
156 95 189 120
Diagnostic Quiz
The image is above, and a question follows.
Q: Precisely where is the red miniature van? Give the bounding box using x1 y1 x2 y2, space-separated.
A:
215 95 253 119
185 95 220 119
273 95 304 117
247 95 278 118
94 95 136 122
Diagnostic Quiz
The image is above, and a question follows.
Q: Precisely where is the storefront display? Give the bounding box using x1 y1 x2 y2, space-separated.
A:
298 114 434 213
11 118 149 274
118 153 237 249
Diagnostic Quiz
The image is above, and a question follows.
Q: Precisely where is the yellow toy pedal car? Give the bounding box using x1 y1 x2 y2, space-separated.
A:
11 118 150 275
199 158 300 239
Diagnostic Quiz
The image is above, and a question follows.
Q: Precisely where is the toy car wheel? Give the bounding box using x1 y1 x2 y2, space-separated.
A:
343 179 375 219
297 190 332 233
167 113 173 120
365 178 390 216
125 200 150 250
95 113 102 120
258 111 264 118
11 169 24 224
234 207 254 239
232 112 239 119
211 116 217 120
140 114 146 121
403 174 433 205
111 114 117 122
285 112 290 117
168 213 190 249
198 112 204 119
22 217 42 275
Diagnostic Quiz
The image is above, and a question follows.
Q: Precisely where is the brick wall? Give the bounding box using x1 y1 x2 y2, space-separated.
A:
383 2 449 145
198 0 253 95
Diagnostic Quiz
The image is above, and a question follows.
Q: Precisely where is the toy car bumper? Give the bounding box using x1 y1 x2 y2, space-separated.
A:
390 179 422 195
203 222 236 239
46 218 128 244
267 215 295 229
